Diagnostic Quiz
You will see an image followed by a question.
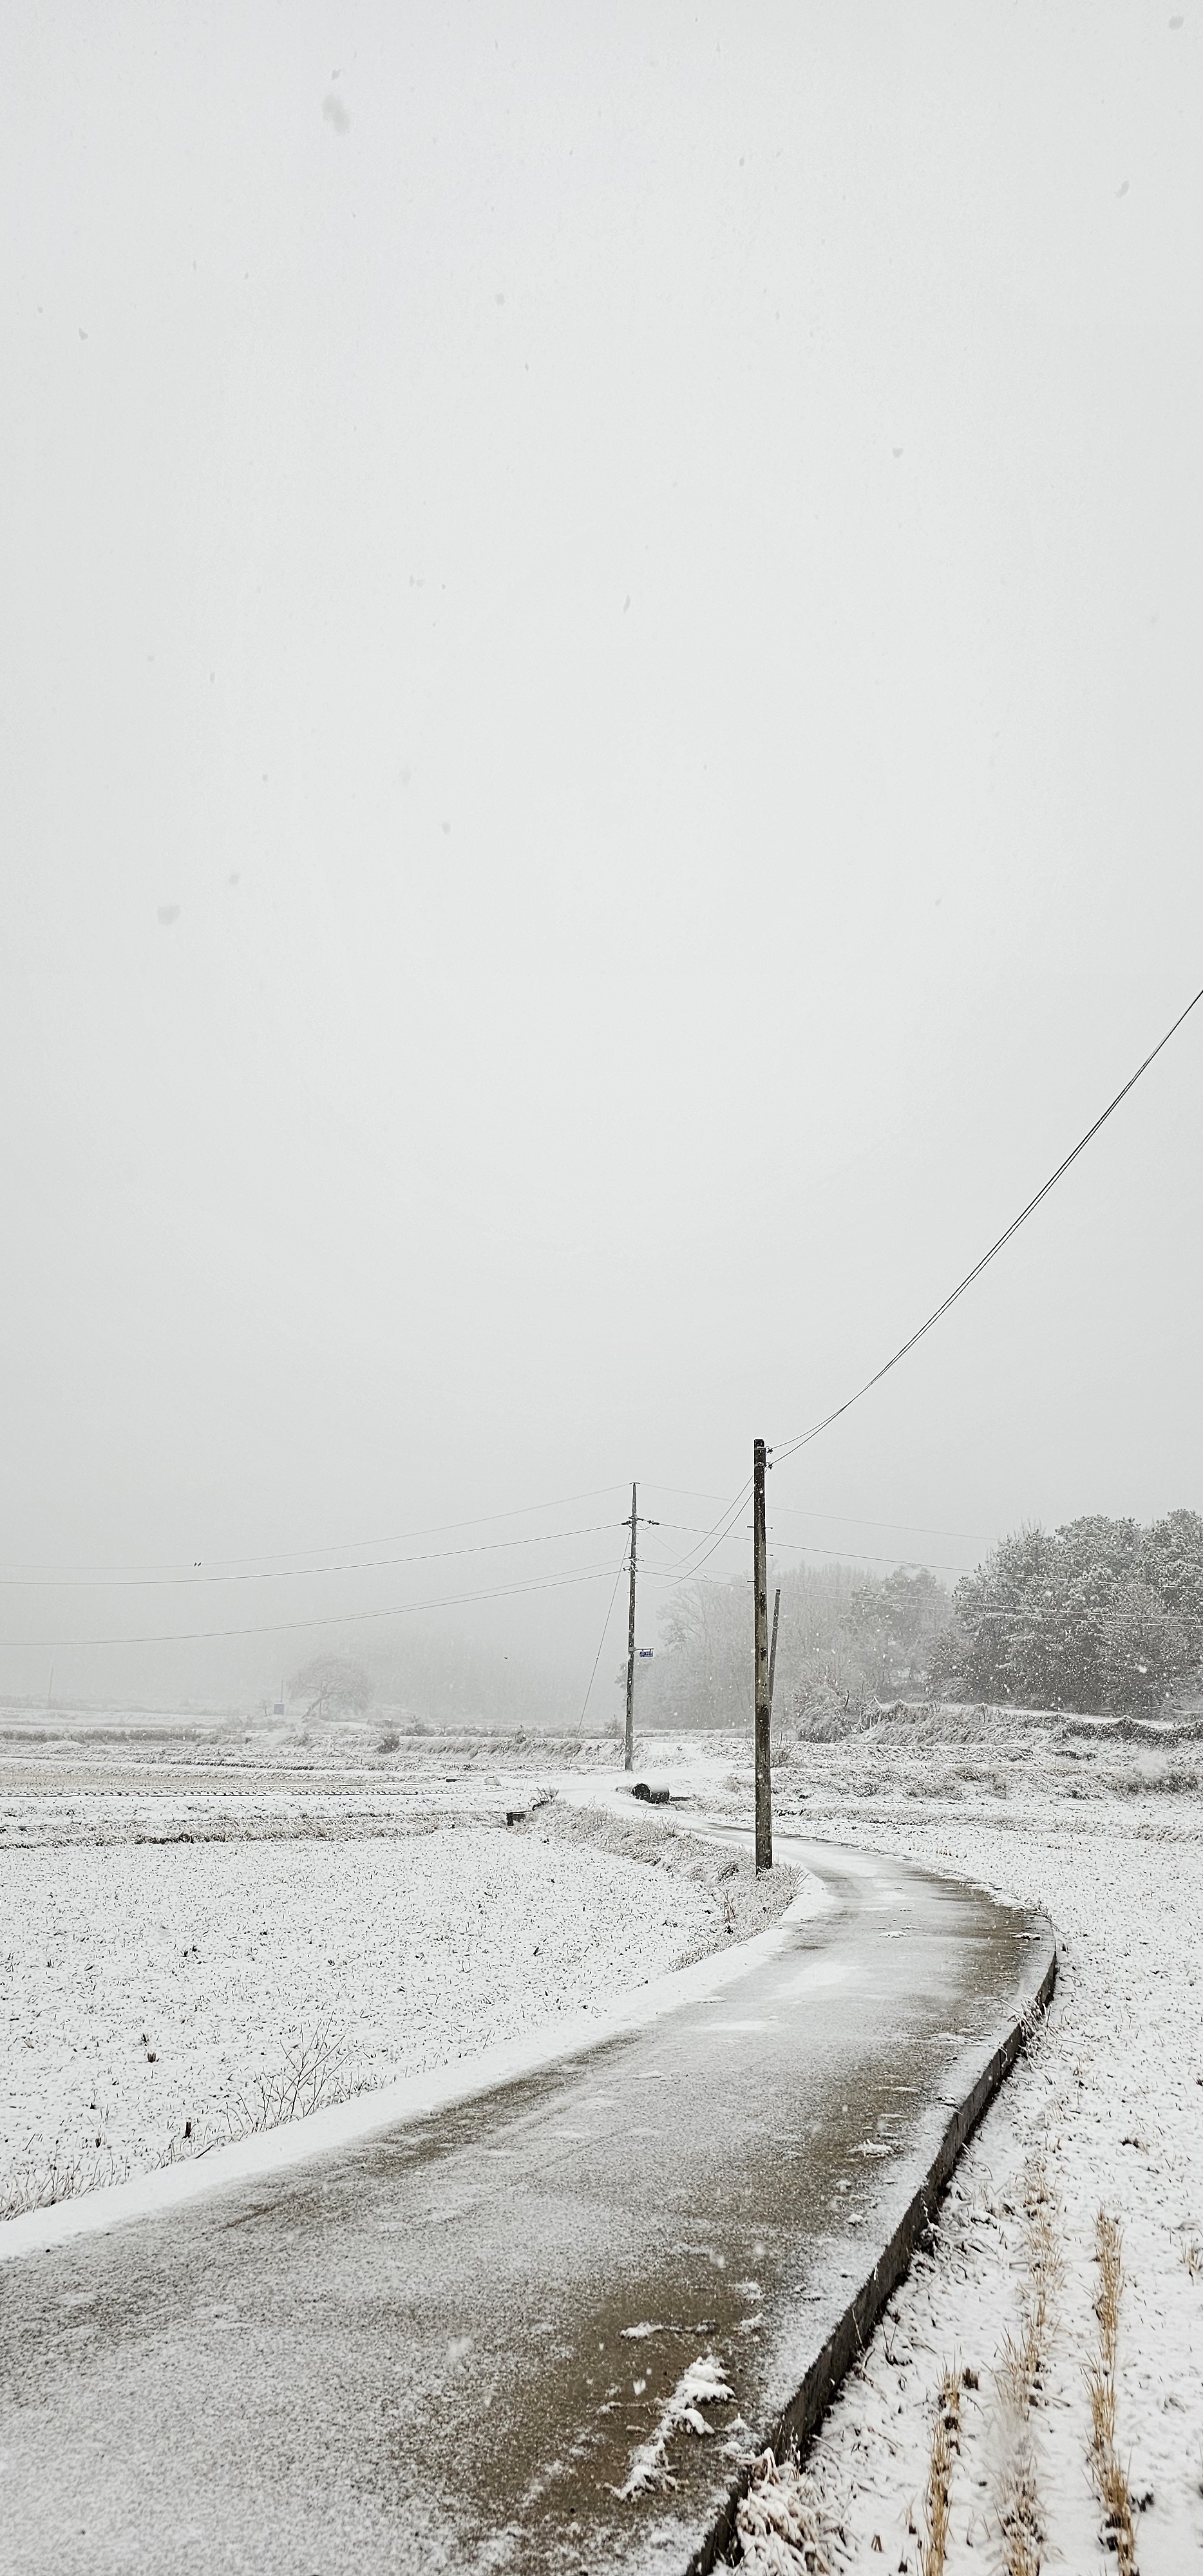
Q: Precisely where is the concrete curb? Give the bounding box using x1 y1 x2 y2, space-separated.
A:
686 1915 1058 2576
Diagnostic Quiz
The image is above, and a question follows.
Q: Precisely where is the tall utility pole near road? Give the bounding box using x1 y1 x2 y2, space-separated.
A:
624 1483 638 1772
621 1487 658 1771
753 1437 773 1871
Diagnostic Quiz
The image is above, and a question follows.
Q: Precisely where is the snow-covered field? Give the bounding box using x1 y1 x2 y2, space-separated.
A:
0 1755 793 2219
699 1701 1203 2576
5 1701 1200 2573
763 1797 1203 2575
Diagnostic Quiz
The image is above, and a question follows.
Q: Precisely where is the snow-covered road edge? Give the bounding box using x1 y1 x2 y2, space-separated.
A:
686 1896 1058 2576
0 1866 831 2264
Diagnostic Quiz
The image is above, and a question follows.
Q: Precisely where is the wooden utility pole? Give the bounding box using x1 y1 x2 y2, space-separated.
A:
768 1586 781 1718
624 1482 638 1773
753 1439 772 1870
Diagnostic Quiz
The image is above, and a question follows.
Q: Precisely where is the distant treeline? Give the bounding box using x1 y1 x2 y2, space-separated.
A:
639 1508 1203 1730
637 1558 951 1734
281 1510 1203 1736
931 1510 1203 1715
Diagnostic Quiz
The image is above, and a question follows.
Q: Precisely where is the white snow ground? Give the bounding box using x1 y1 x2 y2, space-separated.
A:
0 1785 792 2218
5 1706 1201 2575
761 1792 1203 2576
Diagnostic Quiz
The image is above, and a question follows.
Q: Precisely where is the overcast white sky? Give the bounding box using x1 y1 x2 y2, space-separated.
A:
3 3 1201 1710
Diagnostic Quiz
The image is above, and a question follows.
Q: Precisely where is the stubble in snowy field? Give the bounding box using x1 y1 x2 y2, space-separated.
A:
0 1823 726 2215
919 2365 962 2576
989 2155 1061 2576
771 1792 1203 2575
1086 2209 1139 2576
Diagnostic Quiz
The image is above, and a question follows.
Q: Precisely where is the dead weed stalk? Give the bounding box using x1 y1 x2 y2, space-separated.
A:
991 2155 1063 2576
1086 2210 1138 2575
0 2023 358 2222
223 2019 354 2134
733 2448 837 2574
0 2139 128 2221
919 2367 961 2576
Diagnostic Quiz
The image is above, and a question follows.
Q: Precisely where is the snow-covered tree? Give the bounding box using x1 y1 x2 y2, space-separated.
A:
289 1654 373 1721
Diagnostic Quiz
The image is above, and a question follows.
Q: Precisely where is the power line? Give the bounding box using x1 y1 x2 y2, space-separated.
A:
578 1551 629 1727
0 1485 630 1582
646 1479 755 1583
5 1482 987 1582
641 1522 974 1575
12 990 1196 1653
639 1542 971 1578
773 980 1203 1468
760 1534 972 1573
642 1482 990 1544
0 1520 626 1591
0 1558 622 1654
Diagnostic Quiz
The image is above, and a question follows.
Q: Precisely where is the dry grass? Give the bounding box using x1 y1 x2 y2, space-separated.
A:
1086 2210 1139 2575
994 2458 1042 2576
0 2022 357 2221
919 2367 961 2576
733 2448 837 2574
996 2159 1063 2416
990 2155 1062 2576
220 2018 355 2134
0 2140 129 2222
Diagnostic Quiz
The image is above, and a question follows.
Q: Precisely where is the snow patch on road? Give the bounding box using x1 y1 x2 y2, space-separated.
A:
617 2351 735 2496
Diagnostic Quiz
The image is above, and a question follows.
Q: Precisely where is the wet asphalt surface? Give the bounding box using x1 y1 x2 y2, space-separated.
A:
0 1833 1050 2575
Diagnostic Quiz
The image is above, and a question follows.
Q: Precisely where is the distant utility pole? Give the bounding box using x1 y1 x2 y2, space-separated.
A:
753 1437 773 1871
624 1484 638 1772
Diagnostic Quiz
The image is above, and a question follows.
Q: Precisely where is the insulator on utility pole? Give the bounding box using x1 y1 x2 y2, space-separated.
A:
753 1437 773 1871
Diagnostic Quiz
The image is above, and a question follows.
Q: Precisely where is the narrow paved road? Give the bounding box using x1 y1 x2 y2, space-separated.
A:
1 1835 1050 2575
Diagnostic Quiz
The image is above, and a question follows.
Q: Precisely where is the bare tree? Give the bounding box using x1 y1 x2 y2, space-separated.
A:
289 1654 373 1721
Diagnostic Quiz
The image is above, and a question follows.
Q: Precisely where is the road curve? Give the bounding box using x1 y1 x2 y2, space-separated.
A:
0 1834 1054 2575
